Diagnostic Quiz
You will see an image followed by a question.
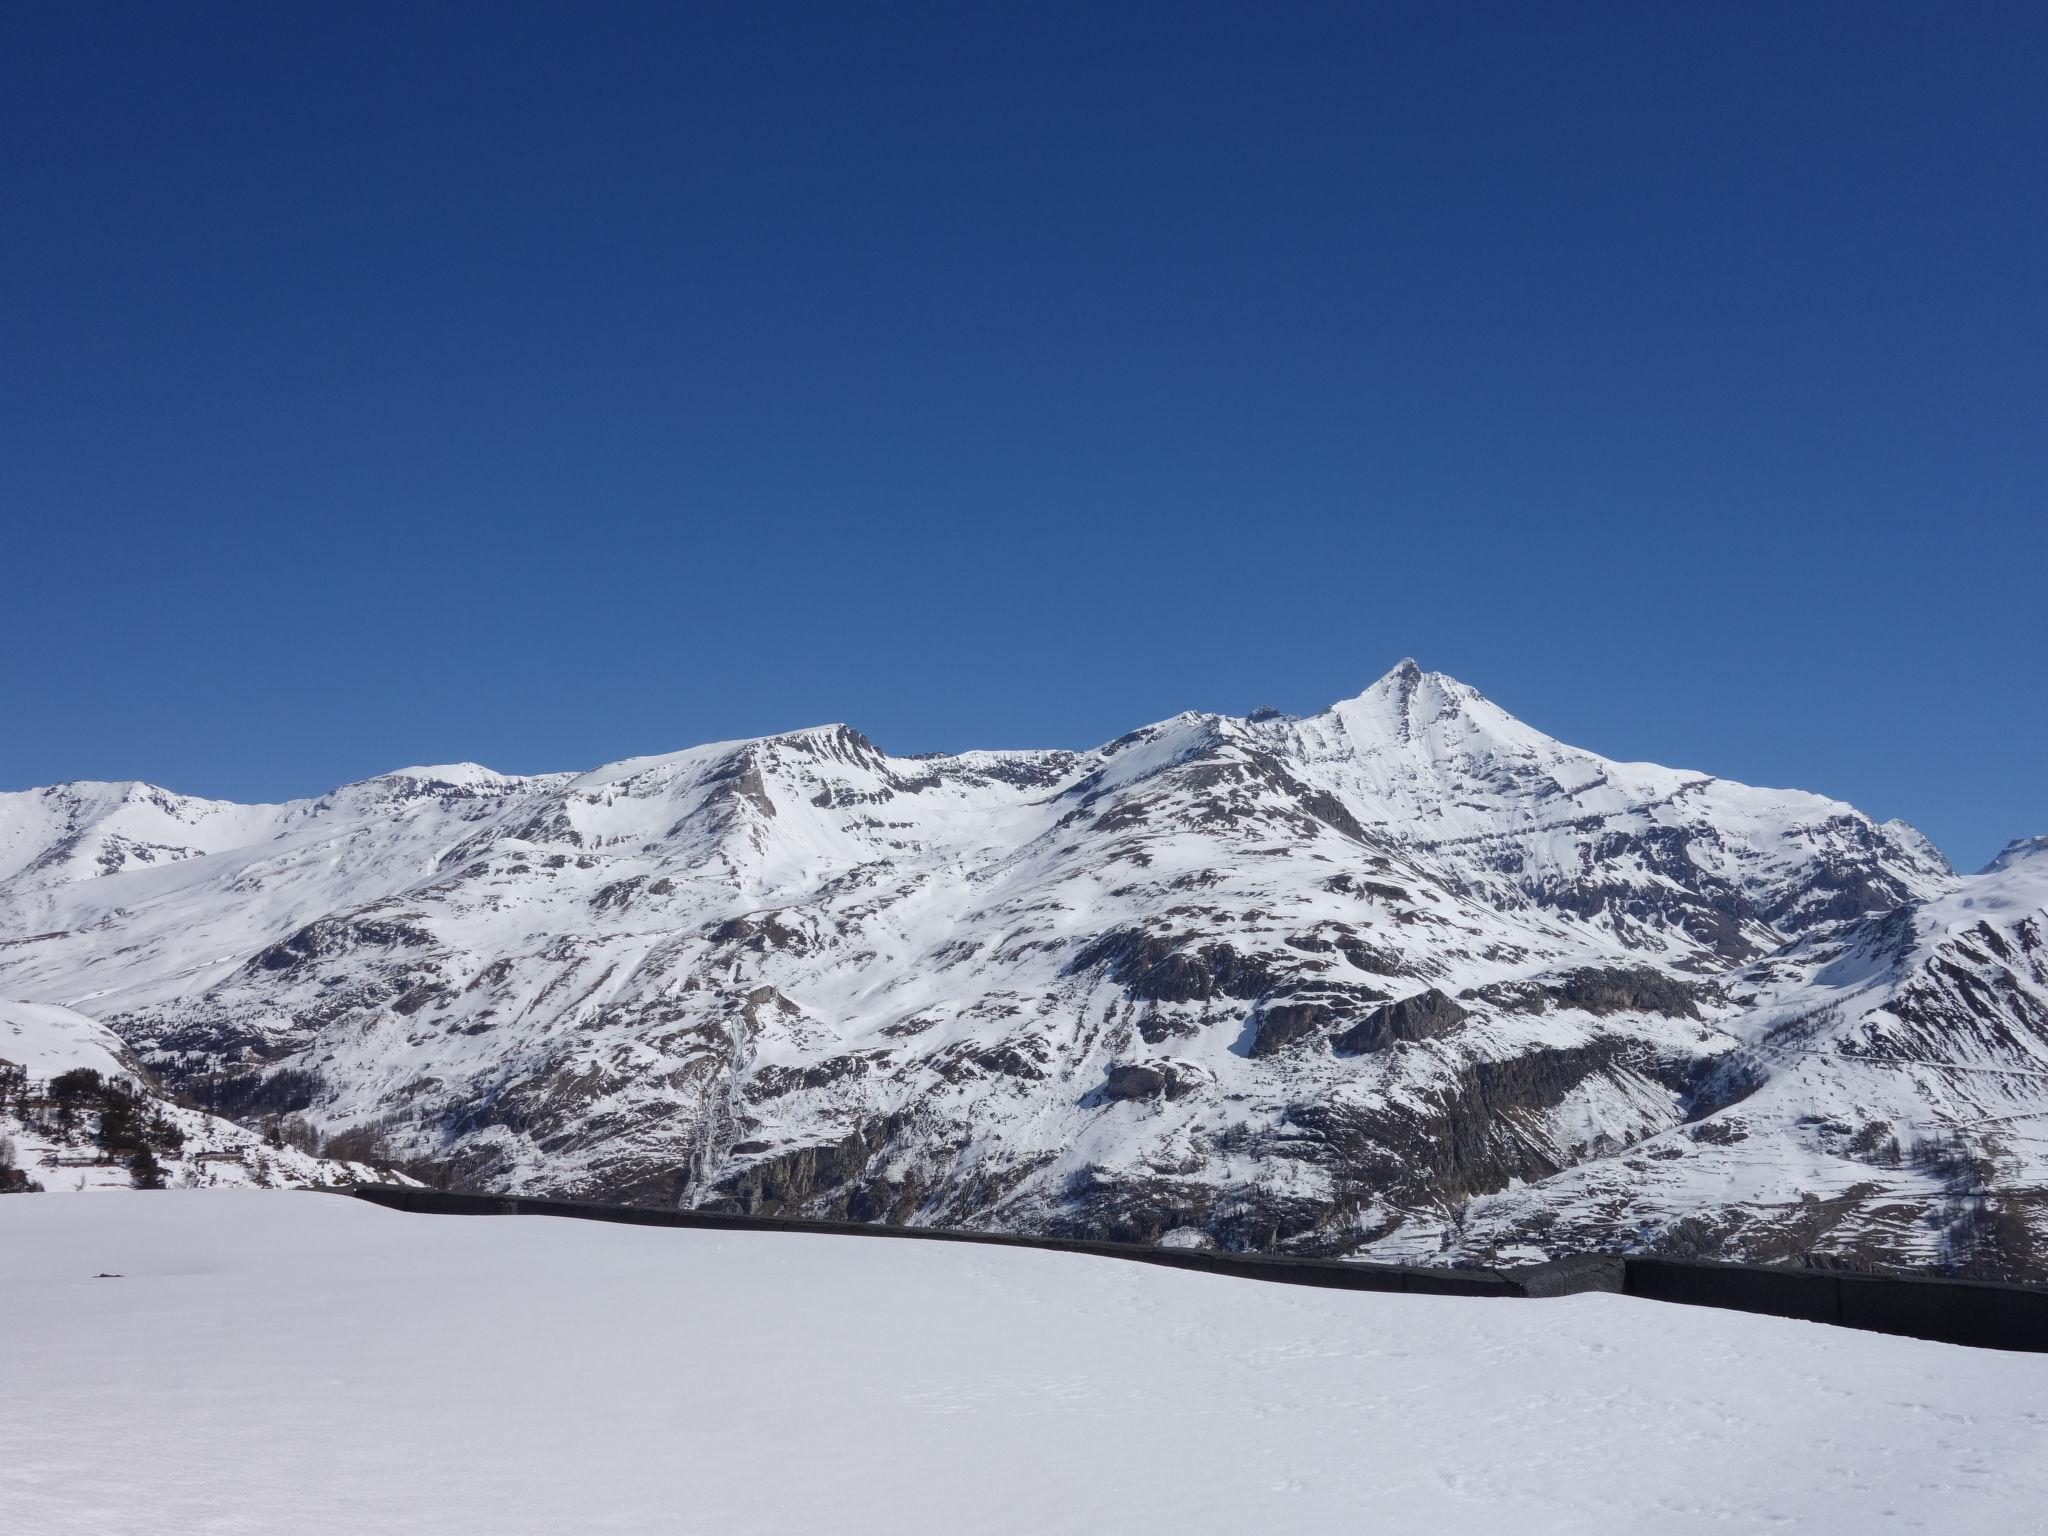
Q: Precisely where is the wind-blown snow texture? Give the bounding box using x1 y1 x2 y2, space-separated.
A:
3 662 2043 1275
5 1192 2046 1536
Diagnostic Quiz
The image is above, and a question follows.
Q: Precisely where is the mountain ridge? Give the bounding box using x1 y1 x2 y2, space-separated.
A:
3 663 2041 1278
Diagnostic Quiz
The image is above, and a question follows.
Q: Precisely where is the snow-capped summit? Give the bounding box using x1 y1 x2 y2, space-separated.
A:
1272 665 1951 954
0 665 2037 1278
0 779 280 888
1984 834 2048 875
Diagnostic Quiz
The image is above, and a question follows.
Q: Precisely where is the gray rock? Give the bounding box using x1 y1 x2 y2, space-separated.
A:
1248 1002 1335 1058
1333 989 1469 1055
1103 1064 1171 1101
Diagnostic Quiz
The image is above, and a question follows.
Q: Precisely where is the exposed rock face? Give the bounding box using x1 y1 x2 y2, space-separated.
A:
1065 928 1275 1005
1333 990 1469 1055
1550 967 1701 1019
1249 1002 1335 1058
7 663 2043 1280
1102 1064 1176 1101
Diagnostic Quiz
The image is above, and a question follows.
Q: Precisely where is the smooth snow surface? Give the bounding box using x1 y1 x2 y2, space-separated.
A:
3 1194 2044 1536
0 996 128 1077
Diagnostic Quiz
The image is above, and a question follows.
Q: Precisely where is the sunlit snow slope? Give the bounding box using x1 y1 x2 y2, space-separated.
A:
1 662 2041 1275
3 1193 2044 1536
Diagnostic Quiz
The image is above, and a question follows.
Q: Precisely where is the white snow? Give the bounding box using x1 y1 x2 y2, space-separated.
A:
0 997 130 1077
2 1192 2043 1535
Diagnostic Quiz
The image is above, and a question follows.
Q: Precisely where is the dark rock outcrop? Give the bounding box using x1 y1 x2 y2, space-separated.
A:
1066 927 1276 1004
1103 1064 1169 1101
1552 966 1702 1019
1333 989 1468 1054
1101 1062 1194 1101
1248 1002 1334 1058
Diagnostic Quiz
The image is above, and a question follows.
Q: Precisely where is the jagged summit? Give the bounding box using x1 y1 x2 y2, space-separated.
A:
1368 655 1426 697
1322 656 1446 717
1314 659 1520 748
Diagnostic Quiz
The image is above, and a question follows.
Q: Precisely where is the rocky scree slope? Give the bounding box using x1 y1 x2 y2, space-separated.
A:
1 663 2040 1277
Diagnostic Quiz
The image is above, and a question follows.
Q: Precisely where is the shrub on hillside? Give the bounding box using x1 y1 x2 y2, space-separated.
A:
97 1087 149 1155
49 1067 105 1102
129 1147 167 1190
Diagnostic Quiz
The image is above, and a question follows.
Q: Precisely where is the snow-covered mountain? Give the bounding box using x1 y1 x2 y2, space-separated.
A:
1 662 2039 1276
0 998 401 1193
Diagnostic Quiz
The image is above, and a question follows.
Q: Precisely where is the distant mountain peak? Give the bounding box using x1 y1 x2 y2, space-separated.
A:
1354 656 1429 704
371 762 513 787
1984 834 2048 875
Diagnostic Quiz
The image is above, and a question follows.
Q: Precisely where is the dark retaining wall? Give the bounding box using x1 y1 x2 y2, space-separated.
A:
1625 1257 2048 1353
347 1185 2048 1353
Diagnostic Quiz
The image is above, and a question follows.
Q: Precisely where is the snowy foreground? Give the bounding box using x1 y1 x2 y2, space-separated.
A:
4 1194 2045 1536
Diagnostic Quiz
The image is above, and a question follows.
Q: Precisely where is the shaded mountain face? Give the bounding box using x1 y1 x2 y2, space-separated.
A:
4 662 2040 1276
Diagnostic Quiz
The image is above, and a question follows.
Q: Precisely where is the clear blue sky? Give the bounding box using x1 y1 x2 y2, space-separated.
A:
3 3 2042 869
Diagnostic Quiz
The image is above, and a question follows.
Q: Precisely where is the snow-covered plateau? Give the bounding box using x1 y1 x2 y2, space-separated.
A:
2 661 2044 1277
5 1192 2046 1536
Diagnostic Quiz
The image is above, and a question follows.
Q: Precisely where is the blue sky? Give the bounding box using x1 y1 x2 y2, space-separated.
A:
2 3 2042 869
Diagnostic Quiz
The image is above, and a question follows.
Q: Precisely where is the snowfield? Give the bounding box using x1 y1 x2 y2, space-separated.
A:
3 1193 2044 1535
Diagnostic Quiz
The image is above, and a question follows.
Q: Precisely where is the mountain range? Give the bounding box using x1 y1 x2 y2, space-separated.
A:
3 661 2042 1276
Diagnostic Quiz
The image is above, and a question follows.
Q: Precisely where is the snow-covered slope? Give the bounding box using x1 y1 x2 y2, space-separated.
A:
1266 662 1953 949
4 1192 2044 1536
0 999 405 1193
2 662 2038 1275
1398 840 2048 1271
